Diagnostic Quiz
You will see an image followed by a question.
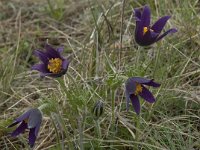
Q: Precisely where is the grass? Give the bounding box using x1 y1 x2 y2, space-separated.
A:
0 0 200 149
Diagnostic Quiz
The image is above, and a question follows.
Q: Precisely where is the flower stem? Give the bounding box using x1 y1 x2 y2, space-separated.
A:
110 89 116 149
78 116 84 150
94 119 102 149
55 77 75 149
153 44 161 78
119 0 126 69
111 89 116 132
50 113 62 149
135 114 141 149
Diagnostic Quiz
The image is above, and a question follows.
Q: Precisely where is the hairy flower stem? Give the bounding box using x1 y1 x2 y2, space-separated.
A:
135 114 141 149
119 0 126 69
111 89 116 130
78 116 84 150
94 119 102 149
56 77 74 149
50 114 62 149
57 74 77 105
153 44 162 78
110 89 116 149
136 46 141 69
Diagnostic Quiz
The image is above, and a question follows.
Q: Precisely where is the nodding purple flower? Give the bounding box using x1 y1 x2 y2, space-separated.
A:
32 44 70 78
7 108 42 148
134 5 177 46
125 77 160 115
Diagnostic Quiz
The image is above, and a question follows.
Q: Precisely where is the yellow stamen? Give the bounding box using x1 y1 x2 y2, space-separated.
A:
134 83 143 95
143 27 148 35
143 27 154 35
47 58 62 73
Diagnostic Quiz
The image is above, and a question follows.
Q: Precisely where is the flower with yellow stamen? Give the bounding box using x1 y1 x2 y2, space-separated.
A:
134 5 177 46
125 77 160 114
32 44 69 78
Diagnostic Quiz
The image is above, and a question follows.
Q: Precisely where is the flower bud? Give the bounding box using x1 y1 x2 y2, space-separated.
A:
92 100 104 119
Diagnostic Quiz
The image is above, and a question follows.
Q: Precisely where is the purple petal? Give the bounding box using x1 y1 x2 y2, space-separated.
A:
143 80 161 87
45 44 61 58
34 122 41 137
11 121 27 137
28 109 42 129
15 109 32 122
31 64 49 73
135 29 159 46
141 5 151 27
156 28 177 42
40 72 54 77
135 21 143 45
139 86 156 103
34 50 49 64
125 78 137 95
62 59 70 70
41 72 64 78
144 30 158 39
130 94 140 115
130 77 151 84
134 8 142 21
29 128 36 148
57 46 64 53
131 77 160 87
142 30 159 45
151 16 171 33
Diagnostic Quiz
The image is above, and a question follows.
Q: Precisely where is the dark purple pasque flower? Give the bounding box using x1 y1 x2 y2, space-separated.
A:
7 108 42 147
134 5 177 46
125 77 160 114
32 44 69 78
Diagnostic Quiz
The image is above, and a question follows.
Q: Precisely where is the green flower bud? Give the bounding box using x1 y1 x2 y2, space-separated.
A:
92 100 104 119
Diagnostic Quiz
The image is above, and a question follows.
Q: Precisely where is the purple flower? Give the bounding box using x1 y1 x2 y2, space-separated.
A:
7 108 42 147
32 44 70 78
134 5 177 46
125 77 160 114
